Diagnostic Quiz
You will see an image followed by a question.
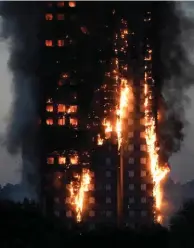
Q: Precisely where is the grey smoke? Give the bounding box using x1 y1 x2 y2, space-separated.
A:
0 2 40 200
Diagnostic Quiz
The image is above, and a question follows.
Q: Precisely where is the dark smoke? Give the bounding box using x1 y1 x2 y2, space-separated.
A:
0 2 41 200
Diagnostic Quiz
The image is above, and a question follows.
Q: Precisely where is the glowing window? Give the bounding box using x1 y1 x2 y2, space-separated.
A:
140 158 146 164
128 132 133 138
65 197 71 204
47 157 54 164
46 104 53 112
129 211 134 217
105 184 111 191
58 117 65 126
106 171 111 177
57 104 66 113
45 40 53 47
57 1 65 7
70 117 78 126
129 197 135 204
106 197 111 204
68 105 77 113
89 197 95 204
141 170 146 177
58 156 66 164
140 119 145 125
106 211 112 217
140 132 145 138
141 184 146 191
46 118 53 125
70 155 78 165
89 210 95 217
141 197 146 204
129 184 134 190
61 73 68 79
69 1 76 7
128 158 134 164
128 119 134 125
128 144 134 151
45 13 53 21
140 144 147 152
66 210 72 217
89 184 94 191
57 39 64 47
57 14 65 20
128 171 134 178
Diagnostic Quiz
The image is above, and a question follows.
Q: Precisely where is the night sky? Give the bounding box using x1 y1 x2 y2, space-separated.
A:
0 2 194 186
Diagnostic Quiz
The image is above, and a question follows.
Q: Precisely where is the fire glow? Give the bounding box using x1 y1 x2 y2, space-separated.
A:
69 169 91 222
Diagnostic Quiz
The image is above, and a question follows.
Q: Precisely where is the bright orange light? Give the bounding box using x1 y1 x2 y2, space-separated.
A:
68 105 77 113
97 134 103 145
58 117 65 125
57 104 66 113
45 14 53 21
69 1 76 7
47 157 54 164
46 104 53 112
45 40 53 47
70 155 78 165
46 118 53 125
57 39 64 47
58 156 66 164
70 117 78 127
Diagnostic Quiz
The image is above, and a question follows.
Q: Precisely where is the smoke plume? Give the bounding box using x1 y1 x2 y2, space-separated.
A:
0 2 41 200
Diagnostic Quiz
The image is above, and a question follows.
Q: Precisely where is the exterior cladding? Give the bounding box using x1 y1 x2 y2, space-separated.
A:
41 1 154 228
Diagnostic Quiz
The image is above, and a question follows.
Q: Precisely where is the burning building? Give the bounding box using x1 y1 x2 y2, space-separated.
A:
40 2 169 229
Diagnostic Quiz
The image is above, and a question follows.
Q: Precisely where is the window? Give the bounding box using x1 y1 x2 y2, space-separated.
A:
141 197 146 204
58 156 66 164
70 155 78 165
54 197 60 203
140 119 145 125
68 105 77 113
128 144 134 151
141 170 146 177
105 184 111 191
128 171 134 178
69 1 76 7
128 132 133 138
140 145 146 151
45 13 53 21
140 158 146 164
129 211 134 217
141 211 147 217
128 158 134 164
45 40 53 47
106 197 111 204
106 171 111 177
106 211 112 217
70 117 78 127
140 132 145 138
89 197 95 204
66 210 72 217
54 211 60 217
65 197 71 204
128 119 134 125
46 118 53 125
106 157 111 165
57 14 65 20
57 39 65 47
58 117 65 126
129 197 135 204
57 1 65 7
129 184 134 190
57 104 66 113
89 184 94 191
47 157 54 164
141 184 146 191
89 210 95 217
46 104 53 112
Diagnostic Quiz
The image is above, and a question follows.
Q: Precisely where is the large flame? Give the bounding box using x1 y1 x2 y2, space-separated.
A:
69 169 91 222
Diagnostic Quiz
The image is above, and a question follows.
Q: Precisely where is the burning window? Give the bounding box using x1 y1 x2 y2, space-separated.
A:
68 105 77 113
140 132 145 138
140 158 146 164
140 145 146 152
57 39 65 47
89 210 95 217
128 184 134 191
69 1 76 7
129 197 135 204
128 132 133 138
58 156 66 164
47 157 54 164
128 171 134 178
57 1 65 7
106 197 111 204
46 118 53 125
61 73 69 79
57 104 66 113
128 144 134 151
89 184 94 191
128 119 134 125
70 117 78 127
141 170 146 177
46 104 53 112
57 14 65 20
105 171 111 177
105 184 111 191
65 197 71 204
70 155 78 165
128 158 134 164
66 210 72 217
45 13 53 21
141 184 146 191
58 117 65 126
45 40 53 47
140 118 145 125
141 197 146 204
89 197 95 204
